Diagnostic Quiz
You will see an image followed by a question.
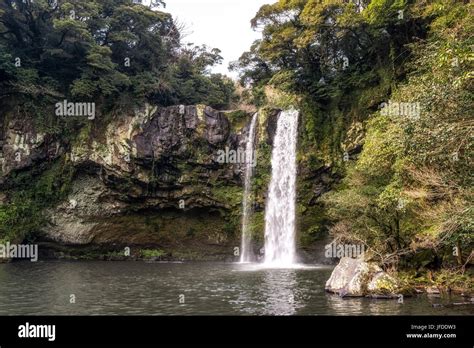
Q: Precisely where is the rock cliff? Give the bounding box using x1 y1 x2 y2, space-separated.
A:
0 104 255 260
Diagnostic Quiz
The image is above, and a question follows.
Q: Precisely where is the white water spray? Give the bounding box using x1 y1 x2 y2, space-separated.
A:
263 109 299 267
240 113 258 263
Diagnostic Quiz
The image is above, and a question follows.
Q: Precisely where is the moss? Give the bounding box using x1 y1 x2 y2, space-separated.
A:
224 110 250 132
298 204 329 248
0 158 74 243
263 86 300 110
169 249 229 261
398 270 473 295
71 123 93 159
252 141 272 208
210 185 244 237
140 249 166 259
195 104 207 136
370 274 400 295
211 185 243 208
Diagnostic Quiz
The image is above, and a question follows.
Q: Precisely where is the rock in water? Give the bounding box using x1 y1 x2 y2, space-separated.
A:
325 257 362 296
325 257 400 297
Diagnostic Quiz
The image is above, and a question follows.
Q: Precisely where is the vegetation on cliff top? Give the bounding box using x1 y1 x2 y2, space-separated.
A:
0 0 236 112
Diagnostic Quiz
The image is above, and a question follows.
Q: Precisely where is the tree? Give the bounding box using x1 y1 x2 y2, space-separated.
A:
324 0 473 268
0 0 235 110
232 0 425 96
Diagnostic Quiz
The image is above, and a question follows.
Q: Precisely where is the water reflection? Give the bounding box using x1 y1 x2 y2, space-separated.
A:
260 269 300 315
229 265 303 315
326 295 365 315
0 262 470 315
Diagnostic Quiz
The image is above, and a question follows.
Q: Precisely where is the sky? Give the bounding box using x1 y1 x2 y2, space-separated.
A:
164 0 272 78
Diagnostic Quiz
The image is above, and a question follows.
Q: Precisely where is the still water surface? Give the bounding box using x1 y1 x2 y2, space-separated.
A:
0 261 471 315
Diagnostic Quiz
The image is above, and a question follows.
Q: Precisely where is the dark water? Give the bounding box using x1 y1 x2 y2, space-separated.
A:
0 261 472 315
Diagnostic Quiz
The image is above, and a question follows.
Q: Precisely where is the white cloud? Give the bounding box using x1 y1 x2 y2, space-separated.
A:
164 0 272 78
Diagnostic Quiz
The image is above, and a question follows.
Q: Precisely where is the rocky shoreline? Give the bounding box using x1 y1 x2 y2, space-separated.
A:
325 257 473 299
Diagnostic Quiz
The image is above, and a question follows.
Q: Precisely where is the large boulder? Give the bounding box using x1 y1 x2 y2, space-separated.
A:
325 257 400 297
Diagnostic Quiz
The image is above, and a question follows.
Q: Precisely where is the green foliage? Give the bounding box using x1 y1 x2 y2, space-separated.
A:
224 110 250 131
212 186 243 209
140 249 165 259
399 269 474 293
0 159 74 243
323 0 473 268
0 0 235 110
232 0 422 97
356 116 404 177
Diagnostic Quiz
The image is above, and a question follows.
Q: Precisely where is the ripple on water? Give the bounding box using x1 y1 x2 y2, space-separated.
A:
0 261 471 315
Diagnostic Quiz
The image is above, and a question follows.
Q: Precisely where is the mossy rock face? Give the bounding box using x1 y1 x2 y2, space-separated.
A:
0 113 63 178
223 110 252 132
1 105 249 260
367 272 399 295
39 206 239 261
140 249 166 260
0 102 345 259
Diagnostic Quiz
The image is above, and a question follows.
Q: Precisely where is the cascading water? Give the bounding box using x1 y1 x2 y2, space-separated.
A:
240 112 258 263
263 109 299 267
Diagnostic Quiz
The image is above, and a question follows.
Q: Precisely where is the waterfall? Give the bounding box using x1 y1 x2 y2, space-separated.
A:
240 112 258 263
264 109 299 266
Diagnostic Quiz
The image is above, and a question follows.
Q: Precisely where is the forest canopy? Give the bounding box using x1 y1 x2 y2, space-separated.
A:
0 0 236 110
